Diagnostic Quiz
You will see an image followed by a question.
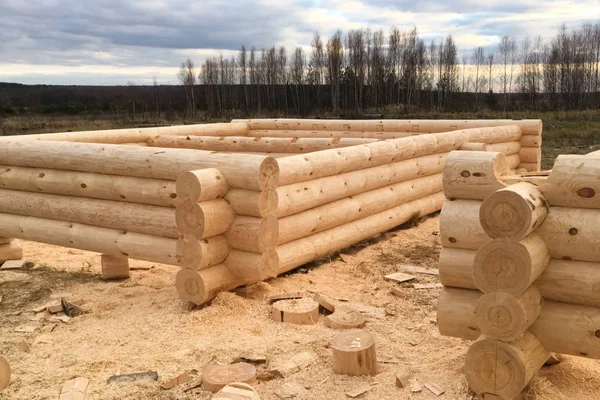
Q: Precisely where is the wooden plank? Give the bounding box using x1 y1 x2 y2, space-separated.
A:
396 265 439 276
410 283 443 289
383 272 416 284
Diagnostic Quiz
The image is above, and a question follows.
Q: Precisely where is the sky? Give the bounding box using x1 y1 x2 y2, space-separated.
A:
0 0 598 85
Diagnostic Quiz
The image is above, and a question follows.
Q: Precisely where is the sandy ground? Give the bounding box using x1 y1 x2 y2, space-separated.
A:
1 215 599 400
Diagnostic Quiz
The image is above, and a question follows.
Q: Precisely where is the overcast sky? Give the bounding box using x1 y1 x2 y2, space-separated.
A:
0 0 598 85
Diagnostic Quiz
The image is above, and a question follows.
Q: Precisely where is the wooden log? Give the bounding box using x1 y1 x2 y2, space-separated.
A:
277 192 444 274
0 237 12 245
0 213 179 265
213 382 261 400
271 298 320 324
0 189 178 238
276 153 446 217
0 242 22 262
519 147 542 163
443 151 510 201
175 265 243 305
0 165 179 207
176 235 230 270
474 287 543 342
325 306 366 329
437 287 481 340
277 173 442 244
520 135 541 148
276 130 465 186
5 122 250 144
485 142 521 155
0 355 10 391
248 129 413 139
473 235 549 295
460 142 486 151
224 249 279 284
440 200 488 250
330 329 377 376
203 363 256 393
176 168 228 202
100 254 130 280
439 247 478 289
537 206 600 263
224 216 278 253
464 332 548 400
517 162 540 172
479 182 548 240
225 189 278 218
0 140 278 191
175 199 235 239
149 135 378 153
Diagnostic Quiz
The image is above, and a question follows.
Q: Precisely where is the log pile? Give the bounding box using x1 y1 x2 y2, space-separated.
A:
437 150 600 400
0 119 541 305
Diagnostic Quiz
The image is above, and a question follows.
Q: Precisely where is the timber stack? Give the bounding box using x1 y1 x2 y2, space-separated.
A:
437 149 600 400
0 119 541 306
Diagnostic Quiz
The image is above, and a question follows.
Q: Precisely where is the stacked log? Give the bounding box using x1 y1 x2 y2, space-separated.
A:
437 150 600 400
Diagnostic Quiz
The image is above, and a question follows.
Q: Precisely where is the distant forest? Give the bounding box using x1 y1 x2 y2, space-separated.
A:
1 21 600 118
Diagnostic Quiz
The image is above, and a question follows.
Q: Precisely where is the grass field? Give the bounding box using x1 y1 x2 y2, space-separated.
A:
2 109 599 169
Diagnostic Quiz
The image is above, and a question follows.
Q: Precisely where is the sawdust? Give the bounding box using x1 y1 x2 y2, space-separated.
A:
0 215 599 399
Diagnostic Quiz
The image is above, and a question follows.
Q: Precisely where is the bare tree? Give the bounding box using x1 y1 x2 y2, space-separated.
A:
178 59 196 116
498 35 517 110
472 47 485 102
326 30 344 111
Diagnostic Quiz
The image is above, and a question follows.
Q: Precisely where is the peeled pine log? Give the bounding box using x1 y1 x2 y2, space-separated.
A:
176 168 228 202
277 173 442 244
0 355 9 391
277 153 446 217
479 182 548 240
439 247 478 289
537 206 600 263
175 199 235 239
0 165 179 207
0 213 179 265
100 254 130 280
225 189 278 217
277 130 465 186
4 122 250 144
473 234 549 295
277 192 444 274
330 329 378 376
464 332 548 400
519 147 542 163
271 298 320 324
474 287 543 342
175 265 243 305
520 135 542 148
224 216 278 252
517 163 540 172
0 242 22 262
437 287 481 340
485 142 521 155
176 235 230 270
224 249 279 283
443 151 510 201
440 200 488 250
0 140 278 191
248 129 413 139
149 135 378 153
0 189 178 238
203 363 257 393
0 237 12 245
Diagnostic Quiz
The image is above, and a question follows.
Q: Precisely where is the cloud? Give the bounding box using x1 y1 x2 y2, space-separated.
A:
0 0 597 85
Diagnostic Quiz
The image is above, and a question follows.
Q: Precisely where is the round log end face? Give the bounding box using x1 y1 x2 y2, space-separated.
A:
473 239 532 295
475 292 528 342
203 362 257 393
259 157 280 191
175 200 205 237
258 216 279 251
0 355 10 391
259 190 279 217
480 190 532 240
262 249 280 280
330 329 374 352
176 234 204 269
175 268 207 305
465 339 527 400
325 306 365 330
176 171 202 202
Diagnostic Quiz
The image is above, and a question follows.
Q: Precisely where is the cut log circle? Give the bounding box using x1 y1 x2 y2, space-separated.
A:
0 355 10 391
213 382 261 400
325 306 365 329
271 298 319 325
480 182 548 240
176 168 228 202
175 268 205 305
330 329 377 376
203 362 257 393
175 199 234 239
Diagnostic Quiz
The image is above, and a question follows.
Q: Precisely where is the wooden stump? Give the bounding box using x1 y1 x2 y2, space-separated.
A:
330 329 377 376
464 332 548 400
213 382 261 400
100 254 130 280
203 363 257 393
325 306 365 329
271 298 319 325
0 355 10 391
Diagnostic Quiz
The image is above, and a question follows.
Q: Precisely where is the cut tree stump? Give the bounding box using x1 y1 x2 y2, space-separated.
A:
101 254 130 280
0 355 10 391
314 292 336 313
203 362 257 393
330 329 377 376
213 382 261 400
271 298 319 325
325 306 365 329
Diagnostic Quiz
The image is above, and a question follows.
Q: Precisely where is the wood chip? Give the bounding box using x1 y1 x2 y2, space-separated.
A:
181 377 204 392
161 372 192 390
274 382 304 399
61 298 87 318
291 351 317 369
256 371 275 381
0 260 27 270
33 335 53 346
424 382 445 396
410 283 443 289
107 371 158 384
130 265 155 271
345 383 371 398
314 293 336 313
59 377 89 400
348 303 387 319
397 265 439 276
15 325 37 333
49 315 71 323
47 304 64 314
395 366 411 388
410 378 422 393
239 349 267 364
269 360 299 377
268 291 307 303
377 357 401 364
545 353 563 366
383 272 416 284
17 341 30 353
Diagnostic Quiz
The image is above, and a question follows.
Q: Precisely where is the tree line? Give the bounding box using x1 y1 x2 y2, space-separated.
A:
179 22 600 116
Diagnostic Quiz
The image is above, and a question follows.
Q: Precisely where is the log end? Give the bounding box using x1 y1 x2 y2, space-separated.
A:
259 157 280 191
175 200 205 238
175 268 209 305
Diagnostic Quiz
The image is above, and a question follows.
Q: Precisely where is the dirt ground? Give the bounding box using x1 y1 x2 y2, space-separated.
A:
1 215 599 400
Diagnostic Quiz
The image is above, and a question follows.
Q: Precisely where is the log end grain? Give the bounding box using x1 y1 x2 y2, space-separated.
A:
203 363 257 393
